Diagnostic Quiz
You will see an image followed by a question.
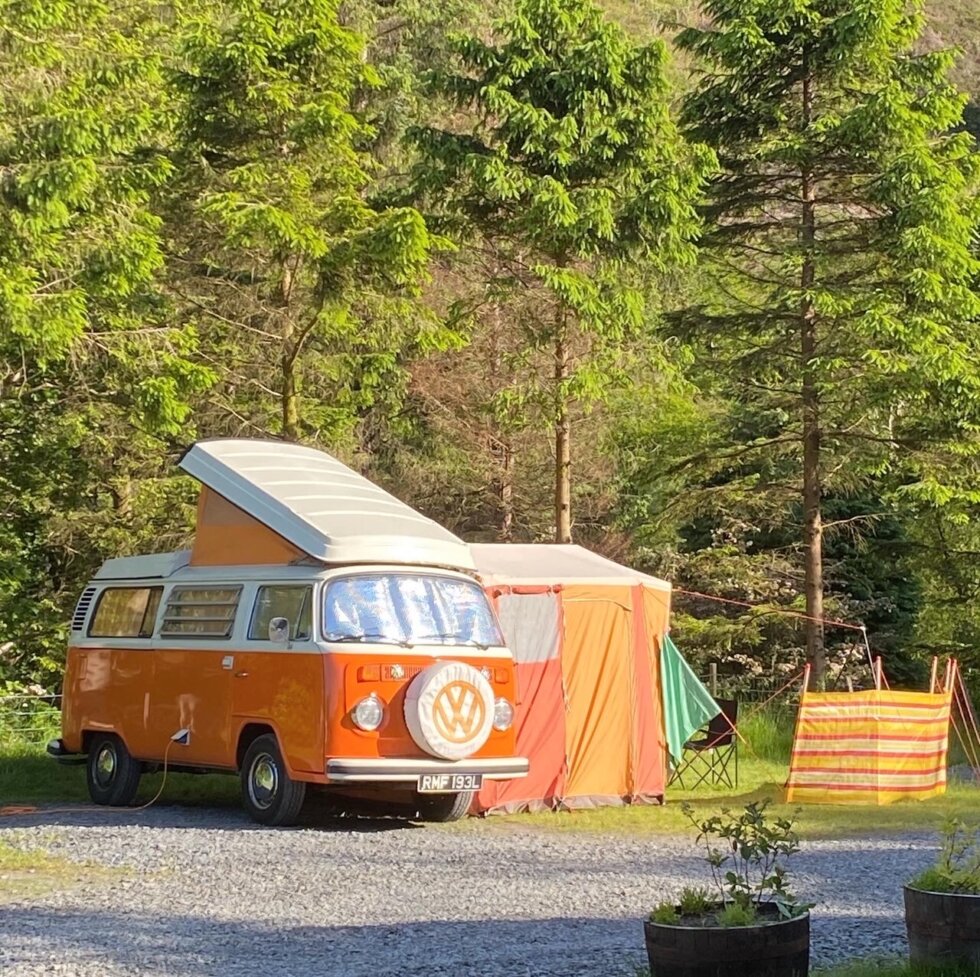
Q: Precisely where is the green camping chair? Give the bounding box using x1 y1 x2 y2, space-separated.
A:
669 698 738 790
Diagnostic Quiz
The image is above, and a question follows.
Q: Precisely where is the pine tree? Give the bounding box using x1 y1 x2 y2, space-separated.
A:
167 0 446 444
409 0 713 542
675 0 980 685
0 0 213 687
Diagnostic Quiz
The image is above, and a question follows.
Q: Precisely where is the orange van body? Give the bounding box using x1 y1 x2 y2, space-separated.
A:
53 440 528 822
60 630 519 781
58 561 525 802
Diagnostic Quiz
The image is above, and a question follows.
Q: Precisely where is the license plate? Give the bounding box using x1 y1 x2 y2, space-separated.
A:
417 773 483 793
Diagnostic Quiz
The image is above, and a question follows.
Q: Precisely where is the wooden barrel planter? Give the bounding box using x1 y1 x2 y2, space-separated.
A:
904 885 980 968
644 903 810 977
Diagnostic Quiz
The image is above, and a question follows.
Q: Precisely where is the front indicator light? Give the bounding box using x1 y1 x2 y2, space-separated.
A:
352 694 385 731
493 697 514 731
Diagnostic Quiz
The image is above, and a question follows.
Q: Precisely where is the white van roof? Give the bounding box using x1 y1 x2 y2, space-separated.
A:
179 439 476 571
95 550 192 580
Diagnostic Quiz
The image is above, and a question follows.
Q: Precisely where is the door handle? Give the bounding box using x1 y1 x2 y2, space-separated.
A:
234 670 249 679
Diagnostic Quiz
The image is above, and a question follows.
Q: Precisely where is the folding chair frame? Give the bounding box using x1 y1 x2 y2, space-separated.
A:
668 699 738 790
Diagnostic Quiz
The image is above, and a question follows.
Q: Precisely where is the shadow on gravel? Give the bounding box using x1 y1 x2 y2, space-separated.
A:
0 907 644 977
0 801 425 833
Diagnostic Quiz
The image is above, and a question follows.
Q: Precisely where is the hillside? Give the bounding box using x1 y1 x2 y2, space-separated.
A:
597 0 980 102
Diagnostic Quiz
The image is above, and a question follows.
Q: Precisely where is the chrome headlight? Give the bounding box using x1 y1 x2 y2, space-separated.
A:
351 694 385 731
493 697 514 732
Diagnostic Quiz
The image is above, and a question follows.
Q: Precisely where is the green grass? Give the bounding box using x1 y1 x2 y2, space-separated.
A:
492 704 980 839
3 705 978 839
0 741 239 809
815 960 980 977
0 838 117 903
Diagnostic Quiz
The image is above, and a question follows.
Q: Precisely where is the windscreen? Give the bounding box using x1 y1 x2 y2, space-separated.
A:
323 573 503 647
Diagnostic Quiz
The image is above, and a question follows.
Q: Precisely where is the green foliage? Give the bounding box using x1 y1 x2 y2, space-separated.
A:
648 902 681 924
647 885 716 924
0 0 214 687
677 885 714 915
633 0 980 681
3 0 980 696
167 0 445 443
715 900 758 927
0 0 169 362
909 819 980 894
0 688 60 751
408 0 713 537
682 800 813 919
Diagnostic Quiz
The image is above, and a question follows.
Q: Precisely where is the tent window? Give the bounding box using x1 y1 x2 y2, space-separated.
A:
160 587 241 638
89 587 163 639
248 586 312 641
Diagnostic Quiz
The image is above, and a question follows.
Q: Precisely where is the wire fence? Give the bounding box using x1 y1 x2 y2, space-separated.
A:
700 672 802 704
0 693 62 747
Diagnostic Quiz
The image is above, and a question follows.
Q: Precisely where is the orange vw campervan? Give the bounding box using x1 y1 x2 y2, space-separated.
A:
49 439 528 825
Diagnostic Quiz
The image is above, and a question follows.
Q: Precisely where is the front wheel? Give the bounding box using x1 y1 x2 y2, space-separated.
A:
86 733 142 807
240 734 306 826
414 790 473 823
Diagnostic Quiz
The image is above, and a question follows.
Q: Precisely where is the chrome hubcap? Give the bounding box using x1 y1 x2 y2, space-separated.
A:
248 754 278 810
95 745 116 787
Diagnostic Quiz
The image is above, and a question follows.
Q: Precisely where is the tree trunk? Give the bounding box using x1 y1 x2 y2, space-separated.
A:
280 261 299 442
489 280 514 540
800 60 825 689
499 442 514 541
554 300 571 543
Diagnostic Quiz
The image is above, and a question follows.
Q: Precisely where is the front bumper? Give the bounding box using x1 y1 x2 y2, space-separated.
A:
326 756 529 784
46 738 86 766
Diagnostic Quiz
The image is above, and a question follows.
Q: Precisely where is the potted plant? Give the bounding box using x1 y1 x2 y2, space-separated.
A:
644 801 812 977
905 817 980 969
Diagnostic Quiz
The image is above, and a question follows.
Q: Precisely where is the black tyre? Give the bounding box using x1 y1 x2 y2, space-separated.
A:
240 734 306 826
86 733 142 807
415 790 473 823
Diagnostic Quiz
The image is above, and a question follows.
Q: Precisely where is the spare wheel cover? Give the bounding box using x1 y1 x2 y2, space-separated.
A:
404 661 495 760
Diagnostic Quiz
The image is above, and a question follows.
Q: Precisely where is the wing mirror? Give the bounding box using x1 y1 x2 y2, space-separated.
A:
268 617 290 644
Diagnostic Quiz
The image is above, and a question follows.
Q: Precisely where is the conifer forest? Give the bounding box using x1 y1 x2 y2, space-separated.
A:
4 0 980 695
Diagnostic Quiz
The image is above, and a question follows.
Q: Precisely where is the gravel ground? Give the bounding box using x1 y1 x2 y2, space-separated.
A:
0 804 938 976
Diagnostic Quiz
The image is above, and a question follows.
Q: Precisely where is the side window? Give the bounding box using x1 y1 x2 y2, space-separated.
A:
160 586 241 638
89 587 163 638
249 586 313 641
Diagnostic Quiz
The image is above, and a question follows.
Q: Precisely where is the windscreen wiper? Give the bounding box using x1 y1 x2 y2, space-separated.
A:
411 632 489 650
326 633 412 648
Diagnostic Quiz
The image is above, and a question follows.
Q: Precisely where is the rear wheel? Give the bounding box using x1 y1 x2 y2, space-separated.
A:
86 733 142 807
240 734 306 826
414 790 473 823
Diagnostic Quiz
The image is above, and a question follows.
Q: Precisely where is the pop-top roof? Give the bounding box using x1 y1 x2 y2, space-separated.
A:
470 543 670 590
179 439 476 571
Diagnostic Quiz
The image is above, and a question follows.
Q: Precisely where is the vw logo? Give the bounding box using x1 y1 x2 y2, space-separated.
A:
432 680 485 743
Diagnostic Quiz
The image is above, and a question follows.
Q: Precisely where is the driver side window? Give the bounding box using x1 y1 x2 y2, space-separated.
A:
248 585 312 641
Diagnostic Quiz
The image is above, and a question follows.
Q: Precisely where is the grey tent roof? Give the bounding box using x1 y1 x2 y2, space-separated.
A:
470 544 670 590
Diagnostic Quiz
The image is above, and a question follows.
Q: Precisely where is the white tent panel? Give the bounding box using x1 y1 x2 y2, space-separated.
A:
496 592 561 664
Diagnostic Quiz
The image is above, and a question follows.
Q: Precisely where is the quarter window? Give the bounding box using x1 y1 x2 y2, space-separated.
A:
248 586 313 641
88 587 163 638
160 586 241 638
